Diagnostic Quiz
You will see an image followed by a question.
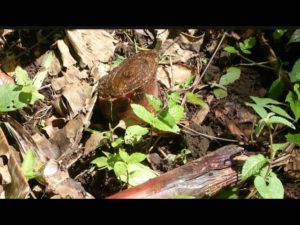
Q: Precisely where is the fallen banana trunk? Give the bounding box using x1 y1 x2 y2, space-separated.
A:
107 145 244 199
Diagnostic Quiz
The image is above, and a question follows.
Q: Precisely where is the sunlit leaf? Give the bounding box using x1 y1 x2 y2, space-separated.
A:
219 67 241 86
124 125 149 145
146 94 162 111
224 45 238 54
241 154 267 181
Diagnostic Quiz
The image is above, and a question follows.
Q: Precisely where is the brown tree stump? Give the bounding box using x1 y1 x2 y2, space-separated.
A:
98 50 159 124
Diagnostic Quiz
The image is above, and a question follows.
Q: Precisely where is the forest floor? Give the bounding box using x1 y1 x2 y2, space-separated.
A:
0 29 299 199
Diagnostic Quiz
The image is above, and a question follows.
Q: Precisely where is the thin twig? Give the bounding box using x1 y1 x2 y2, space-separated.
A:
123 30 149 52
148 136 162 153
158 147 168 159
238 53 274 70
192 32 227 91
237 61 270 67
181 32 227 106
180 123 238 142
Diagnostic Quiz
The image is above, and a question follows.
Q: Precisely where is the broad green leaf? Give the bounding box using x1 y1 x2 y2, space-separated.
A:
294 83 300 99
33 70 47 89
238 42 245 50
264 105 293 120
286 133 300 146
131 104 155 125
254 173 284 199
213 88 227 99
255 119 266 137
289 58 300 83
240 48 251 54
168 92 180 107
124 125 149 145
128 153 147 164
118 149 130 163
114 161 128 181
241 154 267 181
241 37 256 50
21 85 36 94
259 166 269 178
268 173 284 199
239 42 251 54
31 90 44 101
102 151 112 158
267 116 295 129
245 103 268 119
285 91 300 121
132 103 181 133
127 163 158 186
168 105 184 123
111 137 123 148
268 78 285 100
250 96 282 106
219 67 241 86
15 66 31 86
91 157 108 169
224 45 238 54
157 108 176 127
145 94 162 111
21 149 39 180
0 84 32 112
21 85 44 103
107 154 121 170
254 176 270 198
186 92 206 107
152 117 180 133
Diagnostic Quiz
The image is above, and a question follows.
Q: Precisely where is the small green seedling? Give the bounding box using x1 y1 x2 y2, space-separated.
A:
224 37 256 55
246 96 295 138
131 93 184 133
242 96 295 199
175 149 191 164
89 121 158 186
92 149 158 186
0 51 53 112
124 125 149 145
211 67 241 99
242 158 284 199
